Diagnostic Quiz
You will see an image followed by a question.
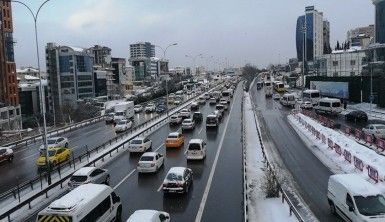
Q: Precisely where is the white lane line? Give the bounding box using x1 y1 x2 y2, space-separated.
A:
194 89 237 222
157 183 163 192
20 152 39 161
154 143 164 152
198 126 204 135
113 169 136 190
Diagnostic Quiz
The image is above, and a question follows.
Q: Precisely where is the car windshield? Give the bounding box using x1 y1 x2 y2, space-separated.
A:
70 175 88 182
166 173 183 181
354 195 385 216
131 139 143 144
117 121 127 125
188 143 201 150
47 139 57 144
207 117 217 123
376 126 385 129
168 135 178 139
140 156 154 162
43 150 56 157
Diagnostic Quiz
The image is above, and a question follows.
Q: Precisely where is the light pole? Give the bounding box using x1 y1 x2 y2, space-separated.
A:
185 54 203 75
155 43 178 117
13 0 53 184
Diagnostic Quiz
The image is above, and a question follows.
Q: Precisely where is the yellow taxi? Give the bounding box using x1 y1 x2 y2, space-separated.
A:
36 147 71 168
165 132 184 148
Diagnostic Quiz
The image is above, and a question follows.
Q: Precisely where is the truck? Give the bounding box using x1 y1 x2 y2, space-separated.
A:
113 101 134 123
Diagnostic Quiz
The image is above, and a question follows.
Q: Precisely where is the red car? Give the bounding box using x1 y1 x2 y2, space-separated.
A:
0 147 14 163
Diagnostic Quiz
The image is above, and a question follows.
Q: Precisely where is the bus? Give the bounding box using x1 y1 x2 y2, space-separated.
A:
273 81 285 93
264 81 273 97
303 89 321 105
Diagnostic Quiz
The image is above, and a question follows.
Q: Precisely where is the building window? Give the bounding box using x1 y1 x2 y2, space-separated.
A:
59 56 71 73
350 60 356 66
332 61 338 66
350 72 355 76
333 72 338 77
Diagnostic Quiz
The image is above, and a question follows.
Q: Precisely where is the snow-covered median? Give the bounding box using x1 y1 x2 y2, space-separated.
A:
243 93 299 222
288 112 385 193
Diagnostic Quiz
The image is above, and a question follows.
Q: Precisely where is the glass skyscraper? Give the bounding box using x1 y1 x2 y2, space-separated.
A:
374 0 385 44
296 14 314 62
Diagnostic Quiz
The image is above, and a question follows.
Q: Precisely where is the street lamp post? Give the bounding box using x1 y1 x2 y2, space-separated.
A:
13 0 53 184
155 43 178 117
185 54 203 75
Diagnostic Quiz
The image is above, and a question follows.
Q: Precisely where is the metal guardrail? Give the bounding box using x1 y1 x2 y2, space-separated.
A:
0 85 223 222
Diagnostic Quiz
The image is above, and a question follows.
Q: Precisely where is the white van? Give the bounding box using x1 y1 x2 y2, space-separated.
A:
186 139 206 160
264 81 273 97
280 93 296 107
303 89 320 105
314 98 342 115
328 174 385 222
37 184 122 222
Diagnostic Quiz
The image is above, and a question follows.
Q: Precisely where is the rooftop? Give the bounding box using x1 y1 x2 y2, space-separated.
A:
331 174 380 197
73 167 96 176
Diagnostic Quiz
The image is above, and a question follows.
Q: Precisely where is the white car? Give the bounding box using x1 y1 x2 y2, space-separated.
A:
145 103 156 113
39 137 68 151
363 124 385 139
204 93 210 100
68 167 110 190
0 147 14 163
186 139 206 160
128 137 152 152
182 119 195 131
300 101 313 109
169 115 183 125
115 119 132 133
127 210 170 222
137 152 164 173
173 100 182 105
219 99 228 110
179 109 191 119
134 105 143 113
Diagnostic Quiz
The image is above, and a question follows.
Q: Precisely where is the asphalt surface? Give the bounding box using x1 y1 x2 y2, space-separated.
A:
0 101 182 194
250 83 342 222
25 83 243 222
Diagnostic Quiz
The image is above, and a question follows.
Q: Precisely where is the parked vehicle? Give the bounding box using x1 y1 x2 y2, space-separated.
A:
327 174 385 222
170 115 183 125
114 101 134 122
0 147 14 163
314 98 342 115
191 102 199 111
162 167 193 194
127 210 170 222
280 93 296 107
345 110 368 123
179 109 191 119
193 112 203 123
39 137 68 152
36 147 71 168
134 105 143 113
165 132 184 148
206 114 219 128
114 119 132 133
68 167 110 189
145 103 156 113
128 137 152 152
137 152 164 173
182 118 195 131
186 139 206 160
363 124 385 139
37 184 122 222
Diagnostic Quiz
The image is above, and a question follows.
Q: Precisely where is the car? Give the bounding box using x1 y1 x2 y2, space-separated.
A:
145 103 156 113
127 210 170 222
137 152 164 173
190 102 199 111
165 132 184 148
204 93 210 100
182 118 195 131
213 110 222 120
362 124 385 139
186 139 206 160
198 97 206 105
115 119 132 133
193 112 203 123
173 99 182 105
156 105 167 113
219 99 228 110
36 147 71 168
162 167 193 194
206 114 219 128
105 112 115 124
39 137 69 152
0 147 14 163
209 97 217 105
300 101 313 109
179 109 191 119
345 110 368 122
273 94 281 100
216 104 225 114
128 137 152 152
134 105 143 113
68 167 110 189
169 115 183 125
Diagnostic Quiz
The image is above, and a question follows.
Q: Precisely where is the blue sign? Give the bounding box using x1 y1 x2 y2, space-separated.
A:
310 81 349 99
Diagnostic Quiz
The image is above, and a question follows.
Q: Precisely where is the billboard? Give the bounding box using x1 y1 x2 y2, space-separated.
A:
310 81 349 99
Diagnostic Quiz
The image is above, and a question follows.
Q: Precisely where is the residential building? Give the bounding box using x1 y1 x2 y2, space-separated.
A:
323 20 331 54
129 42 155 82
346 25 374 48
130 42 155 58
314 47 367 77
18 75 48 116
169 66 186 76
296 6 325 62
150 57 169 79
88 45 111 67
16 67 39 77
45 43 95 117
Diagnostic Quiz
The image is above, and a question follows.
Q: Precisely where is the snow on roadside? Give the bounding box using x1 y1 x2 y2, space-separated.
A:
244 93 298 222
341 102 385 121
288 112 385 193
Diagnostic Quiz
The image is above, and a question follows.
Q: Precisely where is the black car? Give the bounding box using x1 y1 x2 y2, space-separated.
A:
156 105 167 113
193 112 203 123
345 110 368 122
191 102 199 111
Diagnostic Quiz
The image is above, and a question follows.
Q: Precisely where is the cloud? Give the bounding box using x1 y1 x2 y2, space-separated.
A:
65 0 123 32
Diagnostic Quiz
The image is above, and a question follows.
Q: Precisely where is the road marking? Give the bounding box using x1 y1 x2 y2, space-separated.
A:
198 126 204 135
194 88 237 222
157 183 163 192
154 143 164 152
113 169 136 190
20 152 39 161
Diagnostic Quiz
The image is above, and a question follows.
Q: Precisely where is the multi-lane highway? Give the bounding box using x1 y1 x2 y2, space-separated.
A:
23 82 244 221
250 82 342 222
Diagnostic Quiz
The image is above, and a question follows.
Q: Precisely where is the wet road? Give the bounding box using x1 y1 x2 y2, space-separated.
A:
26 83 244 222
250 83 342 222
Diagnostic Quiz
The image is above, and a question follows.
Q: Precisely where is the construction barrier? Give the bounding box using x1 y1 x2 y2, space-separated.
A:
367 165 379 183
377 138 385 152
364 134 374 145
354 156 364 172
334 144 342 156
354 129 362 140
345 126 351 135
328 138 334 149
343 150 352 163
321 134 326 144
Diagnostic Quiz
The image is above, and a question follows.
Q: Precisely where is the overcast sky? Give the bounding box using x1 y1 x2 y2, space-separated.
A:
12 0 375 70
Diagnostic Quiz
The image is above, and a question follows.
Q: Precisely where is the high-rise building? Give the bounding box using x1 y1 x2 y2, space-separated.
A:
373 0 385 44
346 25 374 48
296 6 325 62
323 20 331 54
130 42 155 58
129 42 156 82
88 45 111 67
46 43 95 116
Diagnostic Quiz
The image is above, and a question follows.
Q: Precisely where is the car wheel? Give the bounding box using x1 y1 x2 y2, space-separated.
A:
115 206 122 222
65 143 68 148
329 202 336 215
104 175 110 185
8 155 13 162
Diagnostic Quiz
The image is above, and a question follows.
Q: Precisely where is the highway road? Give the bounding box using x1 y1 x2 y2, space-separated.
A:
25 82 243 222
0 98 188 195
250 83 342 222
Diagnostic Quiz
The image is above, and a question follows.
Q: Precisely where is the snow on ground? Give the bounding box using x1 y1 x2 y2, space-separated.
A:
288 112 385 193
340 102 385 121
244 93 298 222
